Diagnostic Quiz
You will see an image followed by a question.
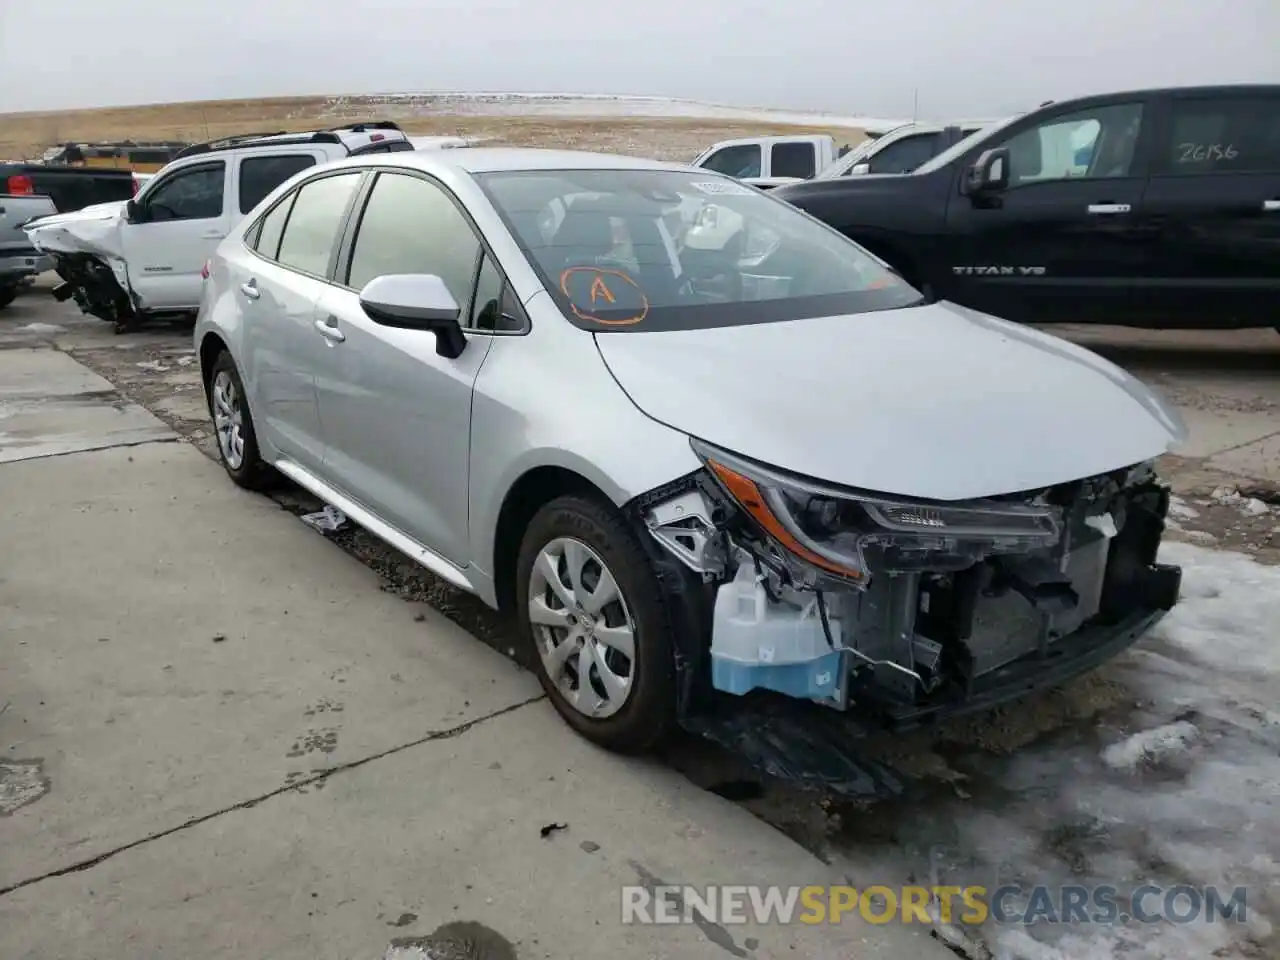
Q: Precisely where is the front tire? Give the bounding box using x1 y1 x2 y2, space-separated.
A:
515 495 677 753
207 351 273 490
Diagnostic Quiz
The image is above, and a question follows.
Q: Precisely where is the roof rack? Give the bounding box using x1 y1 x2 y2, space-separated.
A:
325 120 403 133
173 129 355 159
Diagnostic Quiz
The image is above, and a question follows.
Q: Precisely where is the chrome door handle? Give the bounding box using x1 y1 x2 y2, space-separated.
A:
1086 203 1131 215
239 279 260 300
314 317 345 343
1263 200 1280 212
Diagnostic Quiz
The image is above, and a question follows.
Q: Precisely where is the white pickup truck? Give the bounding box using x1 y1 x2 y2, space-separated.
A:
690 119 1003 189
25 121 414 331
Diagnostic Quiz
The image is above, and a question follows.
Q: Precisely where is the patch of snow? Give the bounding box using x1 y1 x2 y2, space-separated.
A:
320 91 902 130
1167 496 1199 520
832 541 1280 960
1210 485 1271 518
15 322 64 334
135 360 170 372
1100 721 1198 771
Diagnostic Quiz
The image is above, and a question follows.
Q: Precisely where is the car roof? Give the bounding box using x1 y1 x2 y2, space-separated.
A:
336 147 694 175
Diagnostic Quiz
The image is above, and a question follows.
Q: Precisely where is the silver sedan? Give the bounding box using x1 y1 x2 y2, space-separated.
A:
195 147 1185 754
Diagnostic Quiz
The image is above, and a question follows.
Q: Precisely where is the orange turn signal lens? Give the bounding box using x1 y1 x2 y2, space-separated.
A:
706 459 865 582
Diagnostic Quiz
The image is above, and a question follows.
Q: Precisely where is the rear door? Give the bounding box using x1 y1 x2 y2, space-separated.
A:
1133 90 1280 327
121 160 229 309
942 97 1153 322
237 169 366 472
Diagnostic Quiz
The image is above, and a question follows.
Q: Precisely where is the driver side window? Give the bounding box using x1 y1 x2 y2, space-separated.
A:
996 102 1144 186
144 162 226 221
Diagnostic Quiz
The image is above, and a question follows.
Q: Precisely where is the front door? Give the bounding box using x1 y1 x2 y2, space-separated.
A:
942 100 1152 323
122 160 229 310
313 170 494 564
1133 91 1280 328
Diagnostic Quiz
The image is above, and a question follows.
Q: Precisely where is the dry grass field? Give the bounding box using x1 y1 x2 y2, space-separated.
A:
0 94 866 164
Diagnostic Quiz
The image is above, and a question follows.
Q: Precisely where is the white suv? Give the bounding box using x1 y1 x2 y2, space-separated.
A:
26 121 414 331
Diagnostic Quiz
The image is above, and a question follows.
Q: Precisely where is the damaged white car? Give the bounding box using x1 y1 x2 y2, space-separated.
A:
194 149 1186 772
24 122 413 332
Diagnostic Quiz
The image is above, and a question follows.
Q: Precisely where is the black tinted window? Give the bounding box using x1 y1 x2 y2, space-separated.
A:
145 162 225 221
469 254 524 332
868 134 941 174
1158 97 1280 175
347 172 481 305
252 194 296 260
700 144 762 178
239 154 316 213
771 142 816 179
275 172 362 277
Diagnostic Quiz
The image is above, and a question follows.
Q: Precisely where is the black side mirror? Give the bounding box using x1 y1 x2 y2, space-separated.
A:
965 147 1010 195
359 274 467 359
126 199 150 223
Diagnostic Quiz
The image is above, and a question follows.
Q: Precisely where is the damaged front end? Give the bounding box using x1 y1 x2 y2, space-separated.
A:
633 440 1181 790
24 207 138 328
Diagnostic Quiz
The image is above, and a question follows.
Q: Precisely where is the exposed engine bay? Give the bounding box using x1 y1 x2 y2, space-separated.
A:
638 441 1182 728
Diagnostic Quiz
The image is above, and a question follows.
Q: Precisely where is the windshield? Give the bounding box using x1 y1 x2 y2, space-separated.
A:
475 168 920 332
913 114 1022 175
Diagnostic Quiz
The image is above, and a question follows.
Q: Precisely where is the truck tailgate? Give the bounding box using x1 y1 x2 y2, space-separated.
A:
2 165 136 213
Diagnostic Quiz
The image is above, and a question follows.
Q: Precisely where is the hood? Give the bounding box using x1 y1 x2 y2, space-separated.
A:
594 301 1187 501
24 202 126 258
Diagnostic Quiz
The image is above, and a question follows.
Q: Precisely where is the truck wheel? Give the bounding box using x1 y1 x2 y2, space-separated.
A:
0 286 18 310
515 495 677 754
207 351 273 490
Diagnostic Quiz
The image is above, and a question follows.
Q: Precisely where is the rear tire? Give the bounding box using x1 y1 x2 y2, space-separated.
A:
515 495 677 754
207 350 273 490
0 285 18 310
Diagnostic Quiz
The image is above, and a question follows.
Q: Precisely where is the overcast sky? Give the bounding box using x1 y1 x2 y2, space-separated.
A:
1 0 1276 117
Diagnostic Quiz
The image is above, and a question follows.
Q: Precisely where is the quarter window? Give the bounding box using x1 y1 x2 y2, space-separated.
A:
144 162 225 221
346 172 481 307
238 154 317 214
996 102 1144 184
275 172 363 277
469 254 524 333
251 194 296 261
1156 98 1280 175
700 144 762 179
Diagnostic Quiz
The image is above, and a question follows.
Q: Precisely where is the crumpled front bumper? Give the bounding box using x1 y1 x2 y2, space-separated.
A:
681 571 1180 797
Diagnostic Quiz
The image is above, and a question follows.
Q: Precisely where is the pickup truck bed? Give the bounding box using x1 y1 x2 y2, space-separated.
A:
0 164 136 214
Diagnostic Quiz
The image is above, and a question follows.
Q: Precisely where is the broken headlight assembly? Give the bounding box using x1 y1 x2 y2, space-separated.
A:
691 439 1063 585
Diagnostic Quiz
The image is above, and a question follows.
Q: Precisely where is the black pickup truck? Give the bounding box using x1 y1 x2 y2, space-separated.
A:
0 163 136 214
773 84 1280 330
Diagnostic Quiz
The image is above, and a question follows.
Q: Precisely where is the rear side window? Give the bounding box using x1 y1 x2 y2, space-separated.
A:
346 172 481 305
238 154 317 214
275 172 363 277
1157 97 1280 175
770 142 816 179
700 144 762 178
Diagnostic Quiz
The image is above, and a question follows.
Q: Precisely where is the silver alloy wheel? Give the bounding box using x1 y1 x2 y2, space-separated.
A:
528 536 636 719
211 370 245 470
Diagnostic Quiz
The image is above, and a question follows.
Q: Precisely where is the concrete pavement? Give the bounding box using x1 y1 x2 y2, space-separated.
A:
0 344 946 958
